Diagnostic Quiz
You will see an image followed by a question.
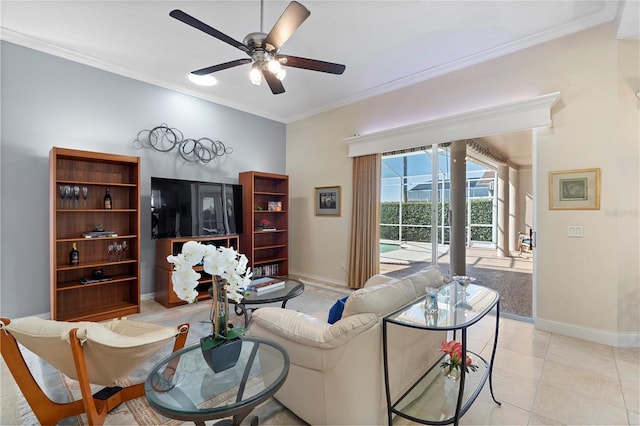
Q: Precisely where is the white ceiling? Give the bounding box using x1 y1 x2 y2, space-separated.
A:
2 1 638 168
2 1 637 126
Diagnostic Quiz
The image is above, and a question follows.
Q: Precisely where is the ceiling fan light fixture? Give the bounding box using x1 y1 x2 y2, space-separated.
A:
249 64 263 86
267 58 281 74
276 68 286 81
188 73 217 86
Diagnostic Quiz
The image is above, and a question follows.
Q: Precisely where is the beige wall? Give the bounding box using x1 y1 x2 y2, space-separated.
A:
287 22 639 345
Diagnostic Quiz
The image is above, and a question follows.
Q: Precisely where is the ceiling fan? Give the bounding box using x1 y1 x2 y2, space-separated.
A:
170 1 346 95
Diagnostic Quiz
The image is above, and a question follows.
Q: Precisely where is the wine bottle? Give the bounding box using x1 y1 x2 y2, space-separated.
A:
69 242 79 265
104 187 112 209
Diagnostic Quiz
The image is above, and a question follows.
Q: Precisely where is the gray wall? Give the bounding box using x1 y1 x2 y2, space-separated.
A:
1 41 286 318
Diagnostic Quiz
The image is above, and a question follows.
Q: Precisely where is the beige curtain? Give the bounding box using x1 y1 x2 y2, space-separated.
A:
348 153 381 288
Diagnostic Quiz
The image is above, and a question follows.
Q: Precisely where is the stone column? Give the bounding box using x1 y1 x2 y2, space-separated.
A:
497 163 509 257
449 140 466 276
509 166 518 255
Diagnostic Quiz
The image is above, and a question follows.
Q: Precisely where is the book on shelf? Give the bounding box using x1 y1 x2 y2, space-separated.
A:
82 231 118 238
247 277 285 294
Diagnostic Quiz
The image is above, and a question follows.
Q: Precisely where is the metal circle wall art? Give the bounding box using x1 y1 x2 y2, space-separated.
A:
133 123 232 164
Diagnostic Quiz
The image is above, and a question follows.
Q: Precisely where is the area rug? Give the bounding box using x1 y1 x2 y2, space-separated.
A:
10 281 349 426
383 261 532 318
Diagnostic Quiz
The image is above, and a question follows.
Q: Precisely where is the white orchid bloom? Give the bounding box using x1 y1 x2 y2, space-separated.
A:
169 241 252 306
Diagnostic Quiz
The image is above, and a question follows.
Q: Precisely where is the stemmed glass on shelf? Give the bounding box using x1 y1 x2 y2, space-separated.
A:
114 243 123 261
73 186 80 209
82 187 88 208
107 244 115 262
59 185 66 208
64 185 72 209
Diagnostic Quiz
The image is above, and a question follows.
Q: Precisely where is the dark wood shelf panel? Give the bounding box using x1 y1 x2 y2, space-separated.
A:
56 301 139 322
56 274 137 291
154 235 239 308
254 244 287 251
253 257 288 266
55 209 138 213
56 259 137 271
56 180 137 187
57 234 137 243
254 191 287 196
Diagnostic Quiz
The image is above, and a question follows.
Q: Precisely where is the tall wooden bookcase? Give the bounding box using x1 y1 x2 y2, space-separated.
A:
154 235 240 308
238 171 289 278
50 147 140 321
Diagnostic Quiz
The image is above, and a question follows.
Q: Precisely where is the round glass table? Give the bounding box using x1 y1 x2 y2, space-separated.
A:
232 276 304 326
145 336 289 426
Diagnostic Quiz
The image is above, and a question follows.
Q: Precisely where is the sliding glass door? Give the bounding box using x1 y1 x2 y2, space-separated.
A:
380 144 496 268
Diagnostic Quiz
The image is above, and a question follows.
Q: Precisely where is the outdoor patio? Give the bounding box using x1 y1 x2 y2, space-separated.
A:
380 241 533 319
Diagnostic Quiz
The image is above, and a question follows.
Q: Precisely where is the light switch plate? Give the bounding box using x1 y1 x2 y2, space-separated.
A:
568 226 583 237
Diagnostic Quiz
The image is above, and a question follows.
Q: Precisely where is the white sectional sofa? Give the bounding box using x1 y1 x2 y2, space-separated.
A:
248 266 448 425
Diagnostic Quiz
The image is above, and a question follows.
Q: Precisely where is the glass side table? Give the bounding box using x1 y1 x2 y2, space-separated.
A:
232 277 304 327
145 336 289 426
383 282 501 426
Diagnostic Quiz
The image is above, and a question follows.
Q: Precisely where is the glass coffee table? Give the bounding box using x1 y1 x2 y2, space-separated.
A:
232 276 304 326
145 336 289 426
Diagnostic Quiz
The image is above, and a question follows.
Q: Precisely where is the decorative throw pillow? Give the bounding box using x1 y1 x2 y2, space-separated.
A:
327 296 349 324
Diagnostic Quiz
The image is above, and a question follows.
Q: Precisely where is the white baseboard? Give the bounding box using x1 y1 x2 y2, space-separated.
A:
141 292 155 301
535 318 640 347
288 269 347 288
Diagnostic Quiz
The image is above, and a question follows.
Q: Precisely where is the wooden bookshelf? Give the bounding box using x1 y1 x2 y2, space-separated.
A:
50 147 140 321
238 171 289 278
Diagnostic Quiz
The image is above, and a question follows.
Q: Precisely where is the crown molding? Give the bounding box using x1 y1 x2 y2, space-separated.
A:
289 4 615 123
1 1 615 124
344 92 560 157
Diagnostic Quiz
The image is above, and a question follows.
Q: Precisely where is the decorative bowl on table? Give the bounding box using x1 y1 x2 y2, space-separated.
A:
452 276 476 294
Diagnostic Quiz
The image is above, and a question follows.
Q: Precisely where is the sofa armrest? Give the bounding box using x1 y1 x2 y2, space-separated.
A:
249 307 377 350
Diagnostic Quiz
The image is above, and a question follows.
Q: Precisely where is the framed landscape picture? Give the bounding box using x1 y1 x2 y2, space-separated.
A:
549 168 600 210
315 186 341 216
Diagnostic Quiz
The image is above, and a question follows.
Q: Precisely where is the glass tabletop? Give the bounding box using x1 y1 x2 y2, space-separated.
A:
144 336 289 421
385 282 499 330
238 276 304 304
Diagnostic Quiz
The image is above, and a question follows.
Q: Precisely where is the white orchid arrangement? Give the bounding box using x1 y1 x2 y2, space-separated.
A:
167 241 252 305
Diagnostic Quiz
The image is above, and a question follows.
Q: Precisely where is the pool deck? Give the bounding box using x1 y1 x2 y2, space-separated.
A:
380 240 533 275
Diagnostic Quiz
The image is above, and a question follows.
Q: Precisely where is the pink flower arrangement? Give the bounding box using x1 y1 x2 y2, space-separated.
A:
439 340 478 373
260 219 271 228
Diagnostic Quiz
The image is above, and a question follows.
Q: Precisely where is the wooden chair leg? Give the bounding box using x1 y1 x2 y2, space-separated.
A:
173 323 190 352
0 318 85 425
69 328 109 425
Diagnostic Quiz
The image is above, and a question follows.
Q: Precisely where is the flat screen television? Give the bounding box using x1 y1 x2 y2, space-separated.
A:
151 177 242 239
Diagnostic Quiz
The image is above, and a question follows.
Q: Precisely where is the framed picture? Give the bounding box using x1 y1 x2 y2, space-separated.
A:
268 201 282 212
549 168 600 210
315 186 341 216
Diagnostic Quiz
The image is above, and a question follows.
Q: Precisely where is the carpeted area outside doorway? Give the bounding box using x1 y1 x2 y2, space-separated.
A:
381 245 533 319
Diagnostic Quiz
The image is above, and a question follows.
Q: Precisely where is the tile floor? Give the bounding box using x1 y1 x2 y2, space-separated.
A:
450 314 639 426
2 297 638 425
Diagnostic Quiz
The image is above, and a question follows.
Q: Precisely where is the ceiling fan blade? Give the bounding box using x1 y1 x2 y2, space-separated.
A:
170 9 250 54
264 1 310 51
192 59 253 75
277 55 346 75
263 71 286 95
